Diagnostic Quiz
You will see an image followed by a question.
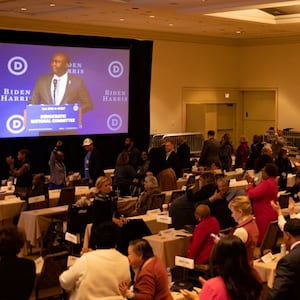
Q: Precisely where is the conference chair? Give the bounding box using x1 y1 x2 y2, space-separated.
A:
149 193 166 211
57 187 75 206
260 221 282 256
64 204 93 255
35 251 69 300
169 190 186 203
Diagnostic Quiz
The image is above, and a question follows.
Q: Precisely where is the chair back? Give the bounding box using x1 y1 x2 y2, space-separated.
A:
169 190 186 203
186 175 196 186
27 195 48 210
66 204 93 242
149 193 166 211
57 187 75 206
260 221 281 255
35 251 69 299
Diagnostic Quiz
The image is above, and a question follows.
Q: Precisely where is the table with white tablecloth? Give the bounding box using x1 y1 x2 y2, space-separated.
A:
0 198 26 222
0 185 16 200
144 229 192 269
18 205 68 248
253 253 281 288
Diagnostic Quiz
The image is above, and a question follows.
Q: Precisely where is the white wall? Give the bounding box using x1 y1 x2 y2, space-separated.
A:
150 40 300 134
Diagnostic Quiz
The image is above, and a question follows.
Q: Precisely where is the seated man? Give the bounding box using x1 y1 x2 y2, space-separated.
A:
214 177 246 203
60 221 131 299
267 219 300 299
188 204 220 264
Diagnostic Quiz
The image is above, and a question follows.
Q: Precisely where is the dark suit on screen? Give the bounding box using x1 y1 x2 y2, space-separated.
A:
29 74 93 113
267 243 300 300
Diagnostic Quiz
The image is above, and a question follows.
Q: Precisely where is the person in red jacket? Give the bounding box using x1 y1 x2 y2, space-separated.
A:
188 204 220 265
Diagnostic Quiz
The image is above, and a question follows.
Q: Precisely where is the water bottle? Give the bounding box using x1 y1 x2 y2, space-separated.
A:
166 267 172 288
280 243 286 257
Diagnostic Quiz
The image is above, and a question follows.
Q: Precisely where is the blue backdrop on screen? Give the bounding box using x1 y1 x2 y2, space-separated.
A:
0 43 129 137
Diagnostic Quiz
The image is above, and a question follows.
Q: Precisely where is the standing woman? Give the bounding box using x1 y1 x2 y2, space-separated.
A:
48 140 66 190
246 163 279 244
181 235 262 300
235 136 250 170
6 148 32 200
119 239 173 300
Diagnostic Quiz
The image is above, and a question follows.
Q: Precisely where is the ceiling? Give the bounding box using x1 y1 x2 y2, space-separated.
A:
2 0 300 43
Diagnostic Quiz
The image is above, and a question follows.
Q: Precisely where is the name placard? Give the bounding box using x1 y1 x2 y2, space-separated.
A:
28 195 46 204
156 214 172 224
175 256 195 269
147 208 161 215
160 228 176 238
65 232 80 244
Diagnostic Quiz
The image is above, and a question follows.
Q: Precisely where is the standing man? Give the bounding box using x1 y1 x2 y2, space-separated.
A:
198 130 220 168
176 136 191 171
82 138 104 186
29 52 93 114
267 218 300 299
48 140 66 190
165 141 181 178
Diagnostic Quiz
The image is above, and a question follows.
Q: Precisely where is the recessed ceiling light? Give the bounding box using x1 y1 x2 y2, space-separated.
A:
20 7 27 11
169 23 174 27
49 3 56 7
149 15 155 18
120 18 125 21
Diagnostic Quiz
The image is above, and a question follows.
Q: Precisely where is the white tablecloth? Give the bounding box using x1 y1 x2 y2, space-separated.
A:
253 253 281 288
18 205 68 247
144 229 192 269
0 198 26 221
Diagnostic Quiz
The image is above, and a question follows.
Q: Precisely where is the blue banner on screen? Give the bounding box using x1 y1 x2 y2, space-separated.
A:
0 43 129 137
25 104 81 132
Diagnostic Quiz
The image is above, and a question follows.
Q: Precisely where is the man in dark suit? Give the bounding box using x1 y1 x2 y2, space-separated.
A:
198 130 221 168
165 141 181 178
267 218 300 299
29 52 93 113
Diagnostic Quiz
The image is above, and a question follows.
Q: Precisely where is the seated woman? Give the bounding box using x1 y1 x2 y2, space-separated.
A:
82 176 128 253
113 152 137 197
228 196 259 264
119 239 173 300
188 204 220 265
0 224 36 300
128 175 161 216
181 235 262 300
60 221 131 300
82 176 151 256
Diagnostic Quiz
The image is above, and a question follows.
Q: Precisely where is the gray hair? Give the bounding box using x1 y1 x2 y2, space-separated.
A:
145 175 159 189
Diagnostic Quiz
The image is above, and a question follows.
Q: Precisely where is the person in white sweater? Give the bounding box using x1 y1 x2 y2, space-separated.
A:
59 221 131 300
271 197 300 231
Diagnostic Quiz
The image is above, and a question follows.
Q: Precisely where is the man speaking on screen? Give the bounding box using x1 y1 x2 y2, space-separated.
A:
28 52 93 114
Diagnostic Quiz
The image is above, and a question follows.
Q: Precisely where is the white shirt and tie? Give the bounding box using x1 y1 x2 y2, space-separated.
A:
52 73 68 105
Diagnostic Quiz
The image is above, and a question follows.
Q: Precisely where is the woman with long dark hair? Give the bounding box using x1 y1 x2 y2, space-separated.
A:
181 235 262 300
